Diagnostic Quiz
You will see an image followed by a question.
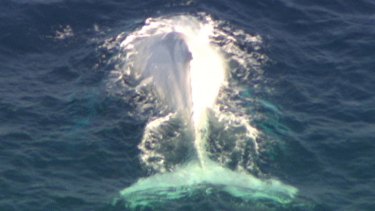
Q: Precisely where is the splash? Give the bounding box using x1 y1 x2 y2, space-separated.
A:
109 14 297 208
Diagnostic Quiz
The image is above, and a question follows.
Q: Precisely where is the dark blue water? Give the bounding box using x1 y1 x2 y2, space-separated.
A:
1 0 375 210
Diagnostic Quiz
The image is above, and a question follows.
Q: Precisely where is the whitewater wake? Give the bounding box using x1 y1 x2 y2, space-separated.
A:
106 14 297 209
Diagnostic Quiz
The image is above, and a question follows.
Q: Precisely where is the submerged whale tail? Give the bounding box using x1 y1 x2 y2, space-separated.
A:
120 161 297 209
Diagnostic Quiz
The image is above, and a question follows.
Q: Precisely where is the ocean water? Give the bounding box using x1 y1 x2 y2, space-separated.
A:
1 0 375 210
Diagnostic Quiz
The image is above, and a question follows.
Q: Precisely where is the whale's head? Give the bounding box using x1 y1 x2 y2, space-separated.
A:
133 32 193 118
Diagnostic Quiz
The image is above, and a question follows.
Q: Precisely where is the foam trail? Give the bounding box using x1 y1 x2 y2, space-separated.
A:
116 15 298 208
187 20 226 167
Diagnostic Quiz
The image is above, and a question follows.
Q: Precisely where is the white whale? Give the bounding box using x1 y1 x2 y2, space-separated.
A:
134 32 193 119
117 16 298 209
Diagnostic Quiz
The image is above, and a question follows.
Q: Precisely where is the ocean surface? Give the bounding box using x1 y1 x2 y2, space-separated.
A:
1 0 375 210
